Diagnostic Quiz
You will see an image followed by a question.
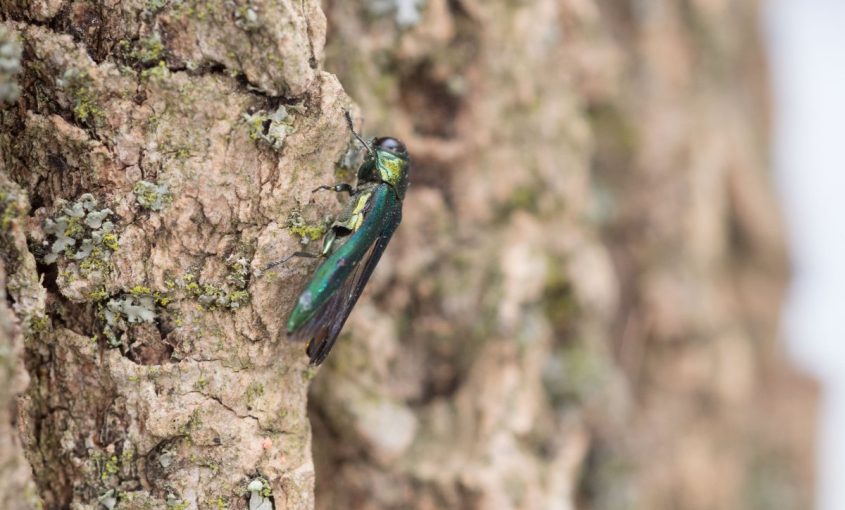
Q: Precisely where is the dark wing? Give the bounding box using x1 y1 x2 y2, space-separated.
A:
290 200 401 365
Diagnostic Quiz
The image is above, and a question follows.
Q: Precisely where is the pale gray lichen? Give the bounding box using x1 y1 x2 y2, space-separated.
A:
233 3 261 31
366 0 426 26
98 489 117 510
42 193 116 267
226 255 250 289
105 296 157 324
144 0 168 14
85 208 112 229
247 478 273 510
337 139 364 175
71 239 95 260
100 295 157 347
165 494 188 509
0 25 22 104
134 180 172 211
158 450 175 468
242 106 296 150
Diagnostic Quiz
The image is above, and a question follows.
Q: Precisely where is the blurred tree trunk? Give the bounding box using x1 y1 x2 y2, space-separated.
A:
312 1 817 509
0 1 816 510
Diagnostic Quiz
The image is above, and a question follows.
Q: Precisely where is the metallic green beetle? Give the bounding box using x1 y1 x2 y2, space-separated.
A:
284 112 409 365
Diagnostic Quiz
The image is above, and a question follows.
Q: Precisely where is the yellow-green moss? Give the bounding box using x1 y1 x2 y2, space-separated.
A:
175 263 250 310
178 408 203 438
78 252 109 276
72 87 104 123
129 285 152 296
132 33 165 64
88 288 108 301
134 180 173 211
242 105 295 150
288 223 327 241
28 314 50 334
58 69 104 125
154 291 171 306
102 232 119 250
259 478 272 498
172 144 191 159
227 290 249 309
167 500 190 510
140 60 169 80
63 216 84 238
145 0 167 13
101 455 119 481
286 211 329 242
245 114 264 142
1 198 19 230
193 377 209 391
245 382 264 405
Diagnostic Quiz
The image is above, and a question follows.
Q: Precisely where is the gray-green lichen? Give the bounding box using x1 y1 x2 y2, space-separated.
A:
104 296 156 324
131 32 165 64
100 294 157 347
140 60 170 81
168 255 251 311
94 253 251 347
42 193 117 271
247 478 273 510
1 187 22 233
233 3 261 31
56 69 104 125
242 106 296 150
166 493 190 509
133 180 172 211
3 5 339 508
98 489 117 510
0 25 22 104
335 139 364 180
285 210 329 245
366 0 426 26
144 0 168 15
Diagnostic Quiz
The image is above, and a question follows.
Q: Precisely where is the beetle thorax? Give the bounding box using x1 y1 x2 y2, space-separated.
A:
376 151 407 188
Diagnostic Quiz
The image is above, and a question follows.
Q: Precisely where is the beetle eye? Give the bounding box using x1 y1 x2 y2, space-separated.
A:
375 137 406 153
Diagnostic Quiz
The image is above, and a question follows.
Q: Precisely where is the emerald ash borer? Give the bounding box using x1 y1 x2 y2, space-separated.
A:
274 112 409 365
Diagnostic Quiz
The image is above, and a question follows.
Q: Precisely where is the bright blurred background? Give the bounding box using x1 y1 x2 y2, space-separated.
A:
767 2 845 509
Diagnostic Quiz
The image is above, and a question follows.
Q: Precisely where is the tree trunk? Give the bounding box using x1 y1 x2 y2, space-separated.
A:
2 1 342 508
1 1 815 510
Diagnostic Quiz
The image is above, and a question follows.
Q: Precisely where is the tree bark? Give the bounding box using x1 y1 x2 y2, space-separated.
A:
2 1 344 508
312 1 817 509
1 1 816 510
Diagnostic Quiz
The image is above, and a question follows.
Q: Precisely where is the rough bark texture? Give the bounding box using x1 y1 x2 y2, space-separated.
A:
2 1 348 508
0 1 816 510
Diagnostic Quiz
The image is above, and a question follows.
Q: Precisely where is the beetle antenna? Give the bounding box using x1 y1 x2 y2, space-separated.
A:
345 111 374 155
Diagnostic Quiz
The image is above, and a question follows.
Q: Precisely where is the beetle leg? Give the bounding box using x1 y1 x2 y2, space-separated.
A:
312 183 354 195
263 251 321 272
